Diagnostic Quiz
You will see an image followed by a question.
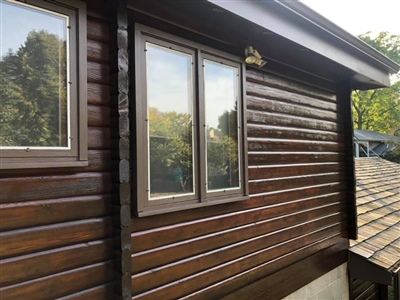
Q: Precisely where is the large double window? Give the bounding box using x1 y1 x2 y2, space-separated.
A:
0 0 86 169
135 25 248 215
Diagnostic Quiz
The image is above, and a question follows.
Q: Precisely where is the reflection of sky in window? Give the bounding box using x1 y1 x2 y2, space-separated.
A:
204 60 237 128
0 0 66 58
146 43 192 116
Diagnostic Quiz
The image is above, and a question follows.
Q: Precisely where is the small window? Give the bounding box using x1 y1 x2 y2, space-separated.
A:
135 24 248 216
0 0 87 169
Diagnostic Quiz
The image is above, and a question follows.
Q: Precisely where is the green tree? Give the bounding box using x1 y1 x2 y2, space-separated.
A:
149 107 193 171
352 32 400 134
0 30 67 147
383 132 400 163
0 70 28 145
148 107 194 193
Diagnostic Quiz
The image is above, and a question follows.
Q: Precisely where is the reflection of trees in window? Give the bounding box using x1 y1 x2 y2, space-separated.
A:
207 104 239 190
148 104 239 195
0 30 67 147
149 107 193 196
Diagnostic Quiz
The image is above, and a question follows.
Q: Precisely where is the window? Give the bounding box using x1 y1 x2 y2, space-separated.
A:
135 24 248 215
0 0 87 169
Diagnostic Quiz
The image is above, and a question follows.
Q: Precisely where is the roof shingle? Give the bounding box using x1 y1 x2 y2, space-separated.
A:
350 158 400 273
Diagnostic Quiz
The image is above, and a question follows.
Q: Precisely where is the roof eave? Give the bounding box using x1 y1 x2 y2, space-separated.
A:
349 252 394 285
207 0 399 89
279 1 400 75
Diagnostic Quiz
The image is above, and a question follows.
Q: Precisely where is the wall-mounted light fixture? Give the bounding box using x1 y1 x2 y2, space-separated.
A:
245 46 267 68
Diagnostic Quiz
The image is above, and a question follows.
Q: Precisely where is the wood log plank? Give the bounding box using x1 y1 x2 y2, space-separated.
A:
88 105 110 127
182 236 346 299
0 173 112 204
246 81 338 112
131 226 343 299
353 280 376 300
0 218 112 258
248 163 342 180
83 150 111 172
87 39 110 63
87 17 110 42
248 139 344 153
247 125 342 142
248 152 342 166
0 261 113 300
88 61 110 84
131 210 342 274
132 218 343 294
131 183 345 232
247 110 339 132
1 239 112 286
57 283 114 300
220 238 348 300
0 195 112 232
88 127 111 150
87 82 110 106
247 96 338 122
131 199 344 253
246 69 337 102
249 173 344 194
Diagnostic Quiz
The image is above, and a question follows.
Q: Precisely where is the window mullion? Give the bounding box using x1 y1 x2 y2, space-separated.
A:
197 51 207 203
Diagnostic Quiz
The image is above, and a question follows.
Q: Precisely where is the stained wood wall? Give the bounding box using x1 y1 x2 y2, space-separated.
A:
130 68 350 299
0 4 114 299
351 278 382 300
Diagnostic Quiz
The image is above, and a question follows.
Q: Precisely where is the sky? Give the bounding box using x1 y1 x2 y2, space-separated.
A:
0 0 67 57
147 42 237 128
301 0 400 37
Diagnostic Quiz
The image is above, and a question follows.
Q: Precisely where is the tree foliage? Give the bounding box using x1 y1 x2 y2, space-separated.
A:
149 107 193 176
148 106 239 193
383 132 400 163
0 30 67 147
352 32 400 134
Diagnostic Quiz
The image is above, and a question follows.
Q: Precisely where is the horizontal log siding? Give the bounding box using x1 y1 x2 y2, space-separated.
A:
130 69 349 299
0 10 114 300
351 278 381 300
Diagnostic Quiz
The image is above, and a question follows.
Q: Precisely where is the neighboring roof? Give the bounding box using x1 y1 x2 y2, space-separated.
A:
372 143 393 156
207 0 400 89
349 158 400 284
355 129 399 142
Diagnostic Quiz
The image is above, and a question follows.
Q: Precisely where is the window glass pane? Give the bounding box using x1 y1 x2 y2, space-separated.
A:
0 0 69 148
146 43 194 199
204 60 240 191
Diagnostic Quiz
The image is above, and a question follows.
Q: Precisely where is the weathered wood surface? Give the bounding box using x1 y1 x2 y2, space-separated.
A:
110 0 132 298
1 239 112 285
0 10 114 300
248 163 341 180
220 238 348 300
130 68 350 298
0 261 113 300
57 283 114 300
351 278 381 300
0 173 112 203
181 236 347 300
0 195 111 231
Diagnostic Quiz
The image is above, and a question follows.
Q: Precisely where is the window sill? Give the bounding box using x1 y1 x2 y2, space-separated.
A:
0 158 88 170
136 194 250 217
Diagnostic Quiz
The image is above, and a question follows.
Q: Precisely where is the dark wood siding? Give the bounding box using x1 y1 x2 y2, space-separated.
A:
130 68 349 299
0 6 114 299
351 278 382 300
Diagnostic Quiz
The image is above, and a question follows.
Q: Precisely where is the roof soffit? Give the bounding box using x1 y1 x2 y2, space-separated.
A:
207 0 399 88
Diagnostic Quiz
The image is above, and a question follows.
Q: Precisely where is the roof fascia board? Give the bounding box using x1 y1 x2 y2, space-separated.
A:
206 0 394 87
349 252 393 285
278 1 400 74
